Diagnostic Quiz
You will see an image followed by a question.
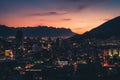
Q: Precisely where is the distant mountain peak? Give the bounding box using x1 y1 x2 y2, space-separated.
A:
0 25 75 37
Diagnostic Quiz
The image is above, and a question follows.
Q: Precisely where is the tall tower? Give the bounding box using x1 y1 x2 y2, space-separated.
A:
15 30 24 57
15 30 24 48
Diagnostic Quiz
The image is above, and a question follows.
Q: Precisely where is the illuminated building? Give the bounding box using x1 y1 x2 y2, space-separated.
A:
103 49 120 67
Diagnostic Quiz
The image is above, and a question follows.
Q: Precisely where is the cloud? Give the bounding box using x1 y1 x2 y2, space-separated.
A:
58 5 88 12
60 0 108 2
38 18 72 22
102 18 110 21
57 0 109 13
60 0 81 2
73 27 85 30
76 5 89 11
39 19 48 21
25 11 66 17
62 18 72 21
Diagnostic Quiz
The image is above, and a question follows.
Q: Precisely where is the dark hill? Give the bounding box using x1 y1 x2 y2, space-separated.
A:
70 16 120 41
0 25 15 37
83 16 120 39
0 25 75 37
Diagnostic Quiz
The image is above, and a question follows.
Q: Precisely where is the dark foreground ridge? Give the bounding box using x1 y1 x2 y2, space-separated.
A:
70 16 120 42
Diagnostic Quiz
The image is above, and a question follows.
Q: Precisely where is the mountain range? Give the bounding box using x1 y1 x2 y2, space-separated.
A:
70 16 120 41
0 25 75 37
1 16 120 39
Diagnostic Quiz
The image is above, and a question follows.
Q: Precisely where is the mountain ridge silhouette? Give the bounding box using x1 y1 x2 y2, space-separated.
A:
0 25 75 37
70 16 120 41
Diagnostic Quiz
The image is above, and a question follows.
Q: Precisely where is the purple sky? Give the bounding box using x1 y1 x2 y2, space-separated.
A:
0 0 120 34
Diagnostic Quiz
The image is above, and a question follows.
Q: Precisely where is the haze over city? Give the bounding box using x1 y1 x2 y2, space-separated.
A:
0 0 120 34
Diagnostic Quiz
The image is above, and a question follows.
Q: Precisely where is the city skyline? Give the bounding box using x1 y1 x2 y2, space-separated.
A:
0 0 120 34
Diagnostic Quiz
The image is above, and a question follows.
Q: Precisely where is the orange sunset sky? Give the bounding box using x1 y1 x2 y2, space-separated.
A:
0 0 120 34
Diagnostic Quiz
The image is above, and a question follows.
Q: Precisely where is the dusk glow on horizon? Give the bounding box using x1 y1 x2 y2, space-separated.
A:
0 0 120 34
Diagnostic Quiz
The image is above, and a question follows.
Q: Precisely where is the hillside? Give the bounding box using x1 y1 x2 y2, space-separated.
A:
70 16 120 41
0 25 75 37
